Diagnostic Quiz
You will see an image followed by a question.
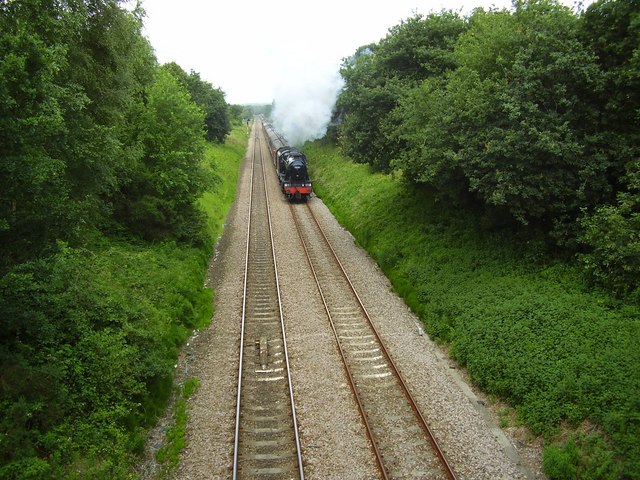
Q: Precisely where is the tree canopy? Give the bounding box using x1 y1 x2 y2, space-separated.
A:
335 0 640 298
163 62 232 143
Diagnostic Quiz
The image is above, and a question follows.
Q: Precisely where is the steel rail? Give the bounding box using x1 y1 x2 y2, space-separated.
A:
294 201 458 480
232 127 256 480
232 121 304 479
289 202 388 480
256 125 305 480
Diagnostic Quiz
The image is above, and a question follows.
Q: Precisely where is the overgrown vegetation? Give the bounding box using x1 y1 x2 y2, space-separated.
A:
155 378 201 478
0 131 246 478
0 1 247 477
307 142 640 479
335 0 640 300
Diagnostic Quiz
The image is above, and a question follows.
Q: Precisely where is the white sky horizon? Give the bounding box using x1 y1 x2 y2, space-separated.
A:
136 0 528 105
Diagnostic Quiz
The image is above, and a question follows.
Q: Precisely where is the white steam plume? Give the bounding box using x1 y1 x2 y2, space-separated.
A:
271 64 344 147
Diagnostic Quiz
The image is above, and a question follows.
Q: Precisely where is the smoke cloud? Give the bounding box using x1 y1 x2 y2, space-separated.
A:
271 64 344 147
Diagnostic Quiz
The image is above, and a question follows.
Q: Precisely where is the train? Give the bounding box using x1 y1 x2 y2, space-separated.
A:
262 121 313 201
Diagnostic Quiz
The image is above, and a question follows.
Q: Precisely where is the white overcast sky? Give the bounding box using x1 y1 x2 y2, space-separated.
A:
136 0 507 105
136 0 583 105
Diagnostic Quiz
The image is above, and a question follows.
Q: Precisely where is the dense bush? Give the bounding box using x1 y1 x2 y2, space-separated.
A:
0 0 155 267
337 12 466 172
400 2 605 232
578 160 640 299
0 132 246 478
0 242 212 477
114 68 211 244
163 62 232 143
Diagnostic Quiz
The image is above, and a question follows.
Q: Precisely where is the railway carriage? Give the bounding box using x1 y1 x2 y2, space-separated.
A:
263 121 313 201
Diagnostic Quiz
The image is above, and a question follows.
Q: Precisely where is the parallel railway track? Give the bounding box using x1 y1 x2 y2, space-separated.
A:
232 125 304 480
290 200 458 480
233 120 457 479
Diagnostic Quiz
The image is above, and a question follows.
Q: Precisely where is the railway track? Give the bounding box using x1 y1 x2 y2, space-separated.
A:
232 125 304 479
290 200 458 480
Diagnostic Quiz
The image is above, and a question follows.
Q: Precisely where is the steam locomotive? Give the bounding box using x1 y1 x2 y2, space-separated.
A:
262 121 313 201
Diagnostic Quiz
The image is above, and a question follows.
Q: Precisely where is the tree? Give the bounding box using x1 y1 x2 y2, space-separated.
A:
392 1 608 238
116 69 210 243
162 62 231 143
336 12 467 171
580 0 640 141
228 104 245 124
575 0 640 297
0 0 156 269
186 70 231 143
0 0 75 267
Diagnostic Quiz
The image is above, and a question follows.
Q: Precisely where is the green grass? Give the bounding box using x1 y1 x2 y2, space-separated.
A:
155 378 200 478
306 141 640 480
198 126 248 243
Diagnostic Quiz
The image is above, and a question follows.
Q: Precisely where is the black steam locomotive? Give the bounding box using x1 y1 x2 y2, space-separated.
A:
262 121 313 201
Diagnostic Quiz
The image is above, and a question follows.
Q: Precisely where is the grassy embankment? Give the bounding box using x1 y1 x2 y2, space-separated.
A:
0 127 247 479
305 141 640 480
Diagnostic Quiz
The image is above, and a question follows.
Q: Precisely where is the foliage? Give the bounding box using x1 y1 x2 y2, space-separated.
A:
0 242 211 478
0 0 156 268
0 0 247 475
336 0 640 297
163 62 231 143
228 104 245 124
243 103 273 118
578 159 640 299
336 12 467 171
306 140 640 479
576 0 640 299
580 0 640 141
393 1 607 237
543 431 619 480
198 126 249 243
115 68 211 244
0 125 245 478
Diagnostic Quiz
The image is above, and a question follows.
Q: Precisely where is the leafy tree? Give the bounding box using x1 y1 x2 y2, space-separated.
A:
377 11 467 80
228 104 245 124
579 159 640 299
0 1 230 477
62 0 156 203
580 0 640 142
337 12 466 171
186 70 230 143
575 0 640 297
0 0 77 267
0 0 156 268
337 46 398 171
116 68 210 243
163 62 231 143
392 1 607 238
389 77 472 206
